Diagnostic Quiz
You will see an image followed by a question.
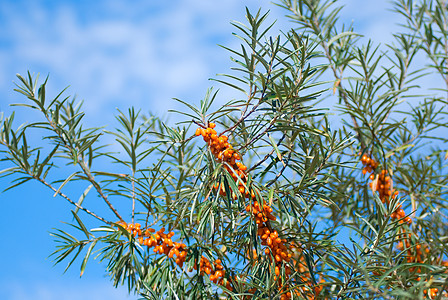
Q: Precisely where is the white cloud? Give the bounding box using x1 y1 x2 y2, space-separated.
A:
338 0 399 44
0 0 285 125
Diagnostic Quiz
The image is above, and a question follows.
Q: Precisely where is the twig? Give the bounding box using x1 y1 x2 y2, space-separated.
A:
78 160 123 221
239 115 280 151
0 139 110 224
220 42 277 137
34 174 110 224
266 152 292 188
41 106 123 221
247 133 286 173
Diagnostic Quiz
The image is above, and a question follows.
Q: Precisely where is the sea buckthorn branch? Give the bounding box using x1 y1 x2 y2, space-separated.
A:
396 0 448 94
39 101 124 221
194 122 259 292
195 122 323 299
0 136 110 224
361 153 448 298
251 202 293 298
278 1 367 150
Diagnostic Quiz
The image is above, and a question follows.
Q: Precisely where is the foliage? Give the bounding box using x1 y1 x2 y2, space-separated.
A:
1 0 448 299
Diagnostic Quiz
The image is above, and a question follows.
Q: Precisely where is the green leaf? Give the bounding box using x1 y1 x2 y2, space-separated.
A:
385 144 415 158
80 239 97 277
327 32 361 48
71 210 90 239
268 134 284 166
53 172 79 197
74 184 93 215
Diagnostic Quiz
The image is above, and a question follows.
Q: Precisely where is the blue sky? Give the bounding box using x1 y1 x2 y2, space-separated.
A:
0 0 399 299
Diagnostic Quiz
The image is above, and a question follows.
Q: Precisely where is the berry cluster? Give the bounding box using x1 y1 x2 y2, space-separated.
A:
193 256 230 287
361 154 378 175
426 288 440 299
371 170 409 224
246 199 324 299
116 222 187 268
398 240 447 298
370 170 395 203
247 202 291 270
397 233 428 264
195 123 251 199
245 197 297 299
361 155 409 224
